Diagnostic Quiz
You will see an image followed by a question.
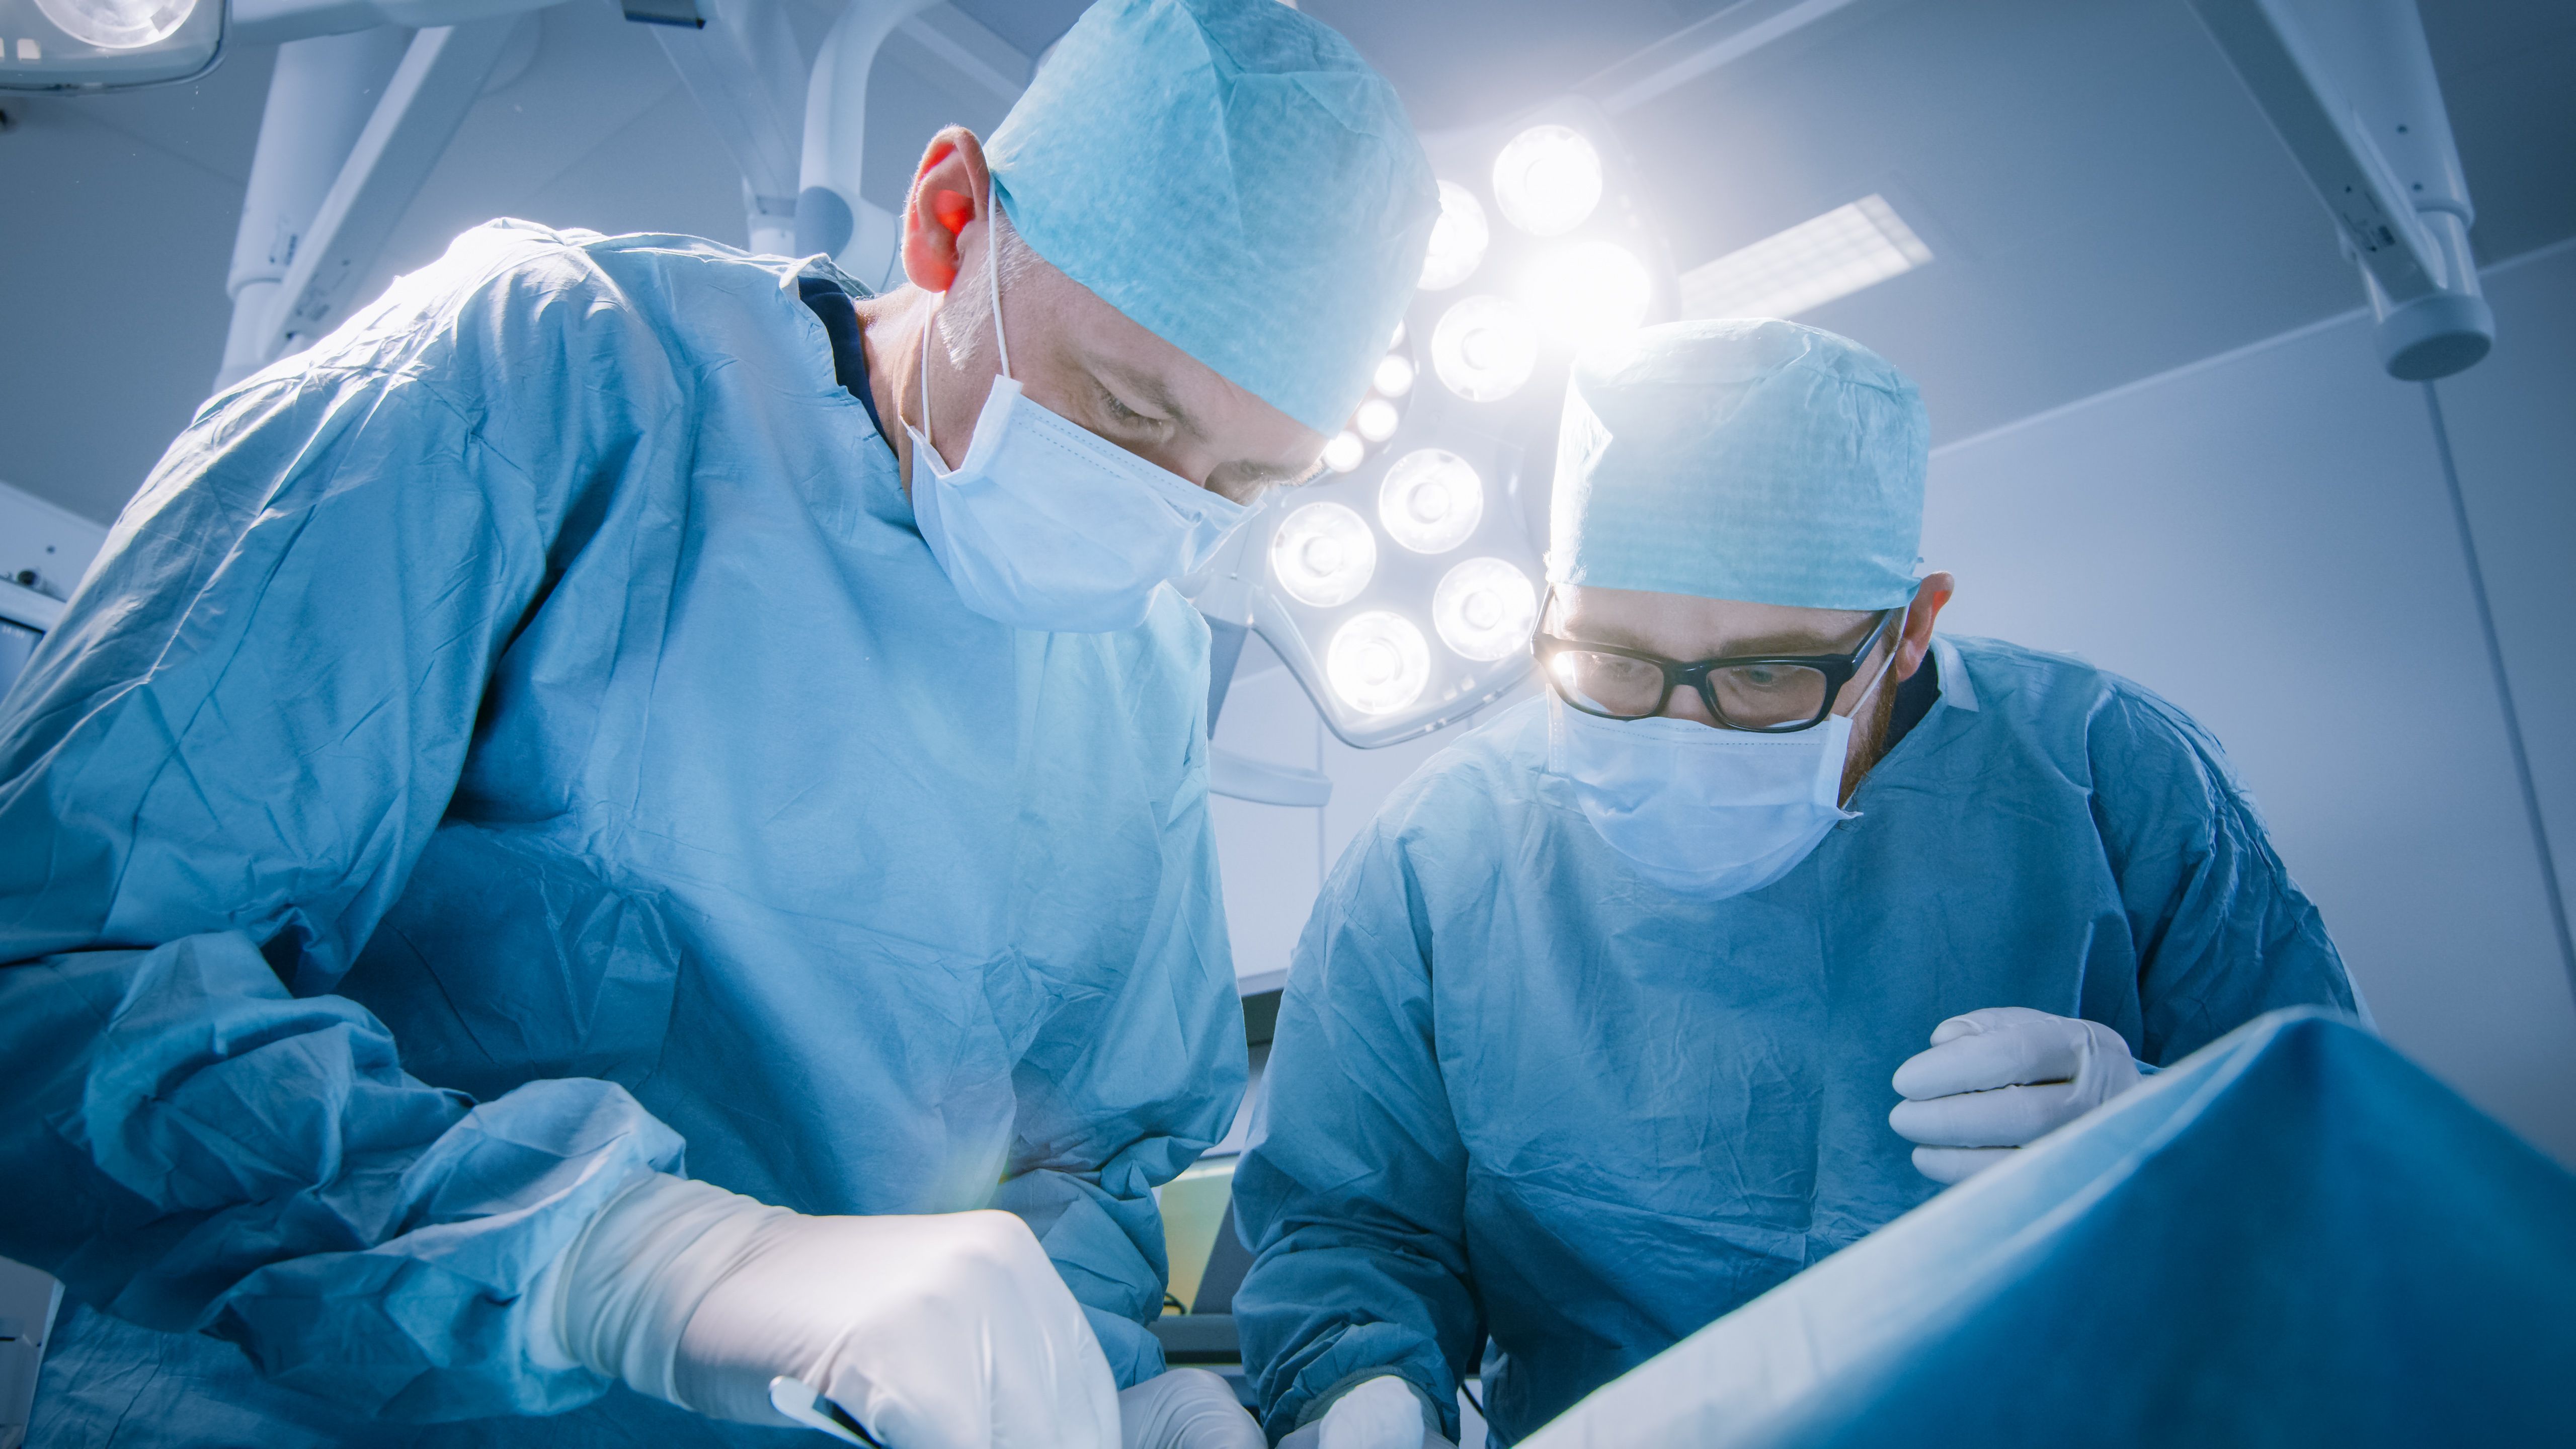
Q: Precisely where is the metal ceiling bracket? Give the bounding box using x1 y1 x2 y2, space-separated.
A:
620 0 704 29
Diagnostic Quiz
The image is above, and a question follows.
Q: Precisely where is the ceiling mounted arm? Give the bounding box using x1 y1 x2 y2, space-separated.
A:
649 0 808 256
2188 0 2491 379
795 0 941 283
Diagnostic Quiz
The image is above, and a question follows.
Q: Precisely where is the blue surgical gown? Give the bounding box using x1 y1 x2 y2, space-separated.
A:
0 221 1244 1445
1231 637 2358 1445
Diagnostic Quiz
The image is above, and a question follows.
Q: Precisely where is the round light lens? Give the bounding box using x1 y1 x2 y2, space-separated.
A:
1373 353 1416 397
1522 240 1654 346
1491 124 1603 237
34 0 196 47
1378 449 1484 554
1430 295 1539 403
1270 501 1376 607
1354 397 1401 443
1432 557 1538 662
1419 180 1492 291
1328 611 1432 715
1321 431 1366 474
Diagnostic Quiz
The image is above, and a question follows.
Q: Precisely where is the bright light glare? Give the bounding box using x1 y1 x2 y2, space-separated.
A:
1430 295 1539 403
1373 353 1415 397
1419 181 1492 290
1491 125 1602 237
1322 431 1366 473
1432 558 1538 662
1270 501 1376 607
1354 398 1401 443
1378 449 1483 554
1328 611 1431 715
1677 195 1934 320
33 0 196 48
1523 240 1653 345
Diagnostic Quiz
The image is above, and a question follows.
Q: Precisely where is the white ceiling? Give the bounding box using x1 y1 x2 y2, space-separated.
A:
1 0 2569 526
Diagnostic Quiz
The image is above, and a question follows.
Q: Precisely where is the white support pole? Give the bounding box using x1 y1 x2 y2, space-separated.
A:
651 0 808 256
254 19 522 366
217 25 412 391
796 0 940 280
230 0 561 47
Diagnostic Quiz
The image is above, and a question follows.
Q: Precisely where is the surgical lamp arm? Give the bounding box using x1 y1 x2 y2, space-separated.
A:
2188 0 2491 378
649 0 808 257
795 0 940 280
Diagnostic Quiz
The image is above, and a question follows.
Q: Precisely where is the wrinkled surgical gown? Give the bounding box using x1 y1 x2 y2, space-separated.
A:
1231 637 2358 1445
0 222 1243 1447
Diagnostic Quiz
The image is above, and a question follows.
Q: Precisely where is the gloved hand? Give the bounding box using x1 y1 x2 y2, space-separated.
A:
552 1173 1120 1449
1888 1007 2142 1184
1277 1375 1456 1449
1118 1367 1265 1449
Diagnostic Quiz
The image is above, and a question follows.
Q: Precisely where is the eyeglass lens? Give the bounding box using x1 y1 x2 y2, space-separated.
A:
1545 652 1833 727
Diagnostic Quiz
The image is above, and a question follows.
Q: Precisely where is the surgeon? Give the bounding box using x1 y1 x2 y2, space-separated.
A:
1229 319 2360 1448
0 3 1433 1446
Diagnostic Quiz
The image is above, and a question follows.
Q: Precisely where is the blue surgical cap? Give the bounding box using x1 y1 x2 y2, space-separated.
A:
1548 318 1929 610
983 0 1436 437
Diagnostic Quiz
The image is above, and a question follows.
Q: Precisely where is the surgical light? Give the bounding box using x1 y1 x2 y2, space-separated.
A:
1378 449 1484 555
1328 611 1431 714
1419 180 1492 291
1431 295 1539 403
1523 240 1654 346
1354 397 1401 443
1432 558 1539 662
1184 96 1668 760
31 0 194 48
1271 501 1376 607
1491 124 1603 237
1322 431 1366 474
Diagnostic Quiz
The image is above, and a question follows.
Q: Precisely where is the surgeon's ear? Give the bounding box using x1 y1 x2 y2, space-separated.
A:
1894 572 1955 681
901 126 992 294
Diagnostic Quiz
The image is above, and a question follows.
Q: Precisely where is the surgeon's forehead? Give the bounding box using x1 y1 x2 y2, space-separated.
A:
1559 585 1878 657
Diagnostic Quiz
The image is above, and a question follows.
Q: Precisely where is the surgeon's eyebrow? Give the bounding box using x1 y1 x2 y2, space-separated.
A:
1710 626 1870 657
1574 619 1868 658
1231 457 1317 487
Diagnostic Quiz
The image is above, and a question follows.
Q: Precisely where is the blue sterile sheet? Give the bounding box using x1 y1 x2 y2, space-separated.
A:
1518 1009 2576 1449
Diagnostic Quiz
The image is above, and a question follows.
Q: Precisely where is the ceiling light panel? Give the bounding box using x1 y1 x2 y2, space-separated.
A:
1677 194 1933 321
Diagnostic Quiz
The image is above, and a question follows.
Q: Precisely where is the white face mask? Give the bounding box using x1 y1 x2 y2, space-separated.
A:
904 187 1250 633
1547 648 1896 901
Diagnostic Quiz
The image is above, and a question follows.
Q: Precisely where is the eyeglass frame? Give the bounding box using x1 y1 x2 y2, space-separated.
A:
1530 590 1901 733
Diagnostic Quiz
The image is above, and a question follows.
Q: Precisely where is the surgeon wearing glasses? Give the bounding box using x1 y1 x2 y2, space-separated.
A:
1230 319 2359 1449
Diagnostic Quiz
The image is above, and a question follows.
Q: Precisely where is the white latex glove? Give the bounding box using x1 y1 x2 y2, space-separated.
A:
552 1173 1119 1449
1118 1367 1266 1449
1888 1007 2142 1184
1277 1375 1454 1449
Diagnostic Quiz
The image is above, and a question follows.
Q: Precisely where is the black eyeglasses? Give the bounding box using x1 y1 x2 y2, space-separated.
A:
1532 598 1898 733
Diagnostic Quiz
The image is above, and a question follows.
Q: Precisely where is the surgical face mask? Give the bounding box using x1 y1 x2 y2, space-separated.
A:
904 189 1250 633
1547 648 1896 901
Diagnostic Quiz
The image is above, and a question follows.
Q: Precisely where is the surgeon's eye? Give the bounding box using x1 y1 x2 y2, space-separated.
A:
1553 651 1665 717
1095 386 1167 437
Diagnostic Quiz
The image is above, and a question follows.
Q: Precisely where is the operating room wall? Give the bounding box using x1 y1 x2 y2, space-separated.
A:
1212 239 2576 1167
1916 239 2576 1167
